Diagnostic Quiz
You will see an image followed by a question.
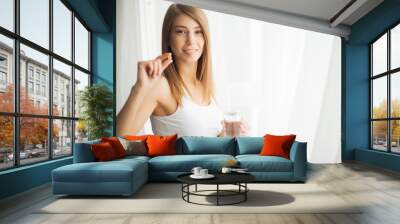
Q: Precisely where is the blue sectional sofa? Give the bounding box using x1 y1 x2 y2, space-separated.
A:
52 136 307 196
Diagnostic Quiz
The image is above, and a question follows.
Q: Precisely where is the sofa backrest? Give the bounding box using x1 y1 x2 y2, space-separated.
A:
73 139 100 163
177 136 236 155
235 137 264 155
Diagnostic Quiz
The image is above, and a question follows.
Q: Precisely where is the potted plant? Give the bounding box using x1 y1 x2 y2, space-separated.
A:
79 84 113 140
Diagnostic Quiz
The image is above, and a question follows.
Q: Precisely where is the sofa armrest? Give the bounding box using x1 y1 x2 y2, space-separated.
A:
73 140 100 163
289 141 307 181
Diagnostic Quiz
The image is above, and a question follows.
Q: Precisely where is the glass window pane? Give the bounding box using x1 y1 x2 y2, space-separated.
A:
372 121 388 151
53 59 72 117
0 0 14 31
372 77 387 119
74 69 89 118
372 33 387 76
391 72 400 117
75 18 89 70
391 120 400 153
20 44 49 115
53 119 72 157
0 116 13 170
20 0 49 49
20 117 49 165
391 24 400 70
0 34 14 112
53 0 72 60
75 120 88 143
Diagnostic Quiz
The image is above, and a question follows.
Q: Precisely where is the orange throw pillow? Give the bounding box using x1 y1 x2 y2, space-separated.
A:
146 134 177 157
101 137 126 158
91 142 118 161
124 135 150 141
260 134 296 159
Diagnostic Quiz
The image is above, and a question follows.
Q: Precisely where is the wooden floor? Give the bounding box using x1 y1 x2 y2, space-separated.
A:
1 162 400 224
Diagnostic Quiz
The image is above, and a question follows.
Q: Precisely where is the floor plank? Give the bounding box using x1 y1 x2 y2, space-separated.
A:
1 162 400 224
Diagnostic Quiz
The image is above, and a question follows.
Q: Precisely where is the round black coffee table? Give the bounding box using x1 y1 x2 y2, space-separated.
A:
177 173 255 206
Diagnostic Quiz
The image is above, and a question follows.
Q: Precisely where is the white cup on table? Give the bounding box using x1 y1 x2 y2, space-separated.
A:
199 169 208 176
191 167 202 176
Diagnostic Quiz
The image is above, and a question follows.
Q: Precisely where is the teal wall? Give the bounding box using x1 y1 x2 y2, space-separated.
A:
343 0 400 171
0 0 116 200
0 158 72 199
91 0 116 135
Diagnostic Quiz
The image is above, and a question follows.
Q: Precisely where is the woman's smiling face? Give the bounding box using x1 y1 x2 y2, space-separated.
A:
169 14 205 64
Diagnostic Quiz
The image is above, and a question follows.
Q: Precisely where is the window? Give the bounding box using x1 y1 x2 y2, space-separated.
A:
28 81 34 94
0 0 13 32
35 83 40 95
42 85 46 97
35 70 40 81
371 23 400 154
75 18 89 70
53 59 72 117
0 71 6 85
0 55 7 67
0 35 13 113
0 54 8 87
20 0 49 49
28 67 34 80
53 0 72 60
0 0 91 170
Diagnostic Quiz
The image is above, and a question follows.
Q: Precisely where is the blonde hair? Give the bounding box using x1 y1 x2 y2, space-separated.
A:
161 4 214 106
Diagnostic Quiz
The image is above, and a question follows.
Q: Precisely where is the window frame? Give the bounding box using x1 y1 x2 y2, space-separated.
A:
0 0 92 171
370 21 400 154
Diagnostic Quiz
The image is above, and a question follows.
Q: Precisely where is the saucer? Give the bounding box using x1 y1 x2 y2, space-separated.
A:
190 174 215 179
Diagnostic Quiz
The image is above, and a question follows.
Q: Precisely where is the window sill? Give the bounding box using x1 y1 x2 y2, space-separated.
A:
0 156 72 175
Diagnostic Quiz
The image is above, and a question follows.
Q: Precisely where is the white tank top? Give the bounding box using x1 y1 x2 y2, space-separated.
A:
150 94 224 137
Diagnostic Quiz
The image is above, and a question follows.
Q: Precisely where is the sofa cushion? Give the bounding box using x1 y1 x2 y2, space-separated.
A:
177 136 236 155
260 134 296 159
74 140 100 163
91 142 118 161
53 158 148 183
146 134 177 157
101 137 127 158
148 154 235 172
235 137 263 155
236 155 293 172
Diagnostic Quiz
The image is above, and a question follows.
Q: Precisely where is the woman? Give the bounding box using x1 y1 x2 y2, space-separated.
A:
117 4 247 137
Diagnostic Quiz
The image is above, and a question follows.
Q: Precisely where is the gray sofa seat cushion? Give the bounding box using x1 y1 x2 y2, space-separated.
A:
149 154 235 172
236 155 293 172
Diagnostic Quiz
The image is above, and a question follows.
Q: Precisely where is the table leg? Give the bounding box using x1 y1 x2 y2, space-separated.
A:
187 184 190 202
195 184 197 192
245 183 247 201
217 184 219 206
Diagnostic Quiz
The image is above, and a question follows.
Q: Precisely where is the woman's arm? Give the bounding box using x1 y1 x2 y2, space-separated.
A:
116 84 157 136
116 53 173 136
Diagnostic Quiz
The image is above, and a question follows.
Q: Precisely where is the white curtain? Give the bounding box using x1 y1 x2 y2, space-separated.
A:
116 0 342 163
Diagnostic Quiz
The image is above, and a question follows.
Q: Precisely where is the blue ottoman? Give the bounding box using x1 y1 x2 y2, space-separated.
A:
52 156 148 196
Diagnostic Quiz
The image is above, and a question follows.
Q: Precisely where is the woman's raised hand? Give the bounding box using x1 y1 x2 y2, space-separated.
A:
136 53 173 90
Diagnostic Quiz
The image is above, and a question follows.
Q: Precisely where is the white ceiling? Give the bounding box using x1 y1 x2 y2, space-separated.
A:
226 0 353 23
168 0 384 38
